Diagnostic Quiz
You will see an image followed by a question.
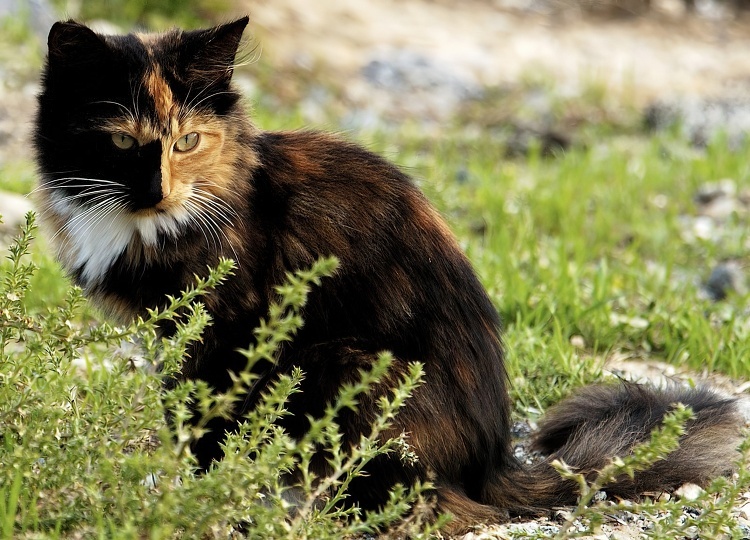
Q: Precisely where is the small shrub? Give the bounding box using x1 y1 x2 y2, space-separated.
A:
0 213 439 538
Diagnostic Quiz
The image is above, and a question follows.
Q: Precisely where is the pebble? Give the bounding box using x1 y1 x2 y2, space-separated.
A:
570 334 586 348
361 48 480 99
674 483 704 501
0 189 34 235
645 97 750 148
695 178 745 221
702 260 746 302
343 47 482 127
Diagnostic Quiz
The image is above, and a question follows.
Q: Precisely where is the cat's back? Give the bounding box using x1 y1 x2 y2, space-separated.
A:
247 130 503 370
248 129 468 289
250 130 417 201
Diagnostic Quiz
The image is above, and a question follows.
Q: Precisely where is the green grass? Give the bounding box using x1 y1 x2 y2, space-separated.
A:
49 0 231 29
3 101 750 537
392 130 750 403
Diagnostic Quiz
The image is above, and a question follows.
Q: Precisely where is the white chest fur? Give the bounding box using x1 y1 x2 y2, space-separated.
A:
47 193 189 288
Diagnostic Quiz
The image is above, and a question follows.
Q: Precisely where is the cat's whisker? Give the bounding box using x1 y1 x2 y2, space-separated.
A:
182 89 237 119
204 213 240 265
72 193 127 212
190 189 238 224
37 187 125 225
186 201 228 252
183 199 223 252
48 198 107 243
183 197 240 264
201 42 261 73
178 70 242 119
191 181 240 215
29 184 124 199
49 187 127 211
76 197 130 249
55 176 124 186
31 176 126 194
64 193 126 228
188 199 225 245
90 100 137 124
69 184 128 198
181 83 215 117
132 77 144 120
60 197 125 243
68 190 124 202
36 169 82 177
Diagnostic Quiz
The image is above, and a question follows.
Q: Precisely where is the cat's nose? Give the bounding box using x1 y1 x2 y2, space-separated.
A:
134 170 164 209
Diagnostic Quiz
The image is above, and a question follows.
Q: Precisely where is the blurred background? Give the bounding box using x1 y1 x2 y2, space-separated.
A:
2 0 750 158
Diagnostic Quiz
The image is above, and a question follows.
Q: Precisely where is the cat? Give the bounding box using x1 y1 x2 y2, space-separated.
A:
34 17 742 534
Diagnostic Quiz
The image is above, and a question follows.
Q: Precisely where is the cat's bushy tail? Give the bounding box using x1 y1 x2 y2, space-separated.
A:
537 384 740 493
443 384 743 529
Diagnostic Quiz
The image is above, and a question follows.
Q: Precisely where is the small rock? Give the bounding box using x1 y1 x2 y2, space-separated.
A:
570 335 585 348
695 179 743 220
695 179 736 205
510 420 533 438
691 215 715 240
702 261 746 302
645 97 750 148
362 48 479 98
738 501 750 521
734 397 750 423
0 190 34 235
674 483 704 501
352 47 482 124
141 472 158 489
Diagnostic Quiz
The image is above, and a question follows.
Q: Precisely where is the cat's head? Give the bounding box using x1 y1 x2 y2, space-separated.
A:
34 18 253 285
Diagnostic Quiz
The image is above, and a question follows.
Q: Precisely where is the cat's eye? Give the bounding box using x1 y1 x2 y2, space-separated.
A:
174 132 199 152
111 133 136 150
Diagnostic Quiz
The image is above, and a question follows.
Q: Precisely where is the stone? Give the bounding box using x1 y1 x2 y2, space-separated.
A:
0 189 33 235
702 261 746 302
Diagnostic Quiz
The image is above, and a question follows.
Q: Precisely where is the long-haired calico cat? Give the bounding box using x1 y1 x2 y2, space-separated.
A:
34 17 742 533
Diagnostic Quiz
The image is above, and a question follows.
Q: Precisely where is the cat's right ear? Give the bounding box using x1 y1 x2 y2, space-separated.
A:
180 17 249 87
46 21 110 74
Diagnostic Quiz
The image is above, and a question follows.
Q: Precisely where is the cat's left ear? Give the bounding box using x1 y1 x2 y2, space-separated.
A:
182 16 249 87
46 21 112 76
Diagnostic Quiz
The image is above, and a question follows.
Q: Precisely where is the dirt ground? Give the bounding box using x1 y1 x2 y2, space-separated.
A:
237 0 750 106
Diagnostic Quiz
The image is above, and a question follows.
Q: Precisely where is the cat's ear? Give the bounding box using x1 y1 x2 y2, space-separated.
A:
46 21 111 73
182 17 249 87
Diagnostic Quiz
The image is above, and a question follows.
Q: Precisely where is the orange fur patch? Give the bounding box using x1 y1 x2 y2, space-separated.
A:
145 69 175 127
159 112 256 210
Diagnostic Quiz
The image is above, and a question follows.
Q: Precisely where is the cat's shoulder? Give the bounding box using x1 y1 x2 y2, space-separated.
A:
251 129 408 185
